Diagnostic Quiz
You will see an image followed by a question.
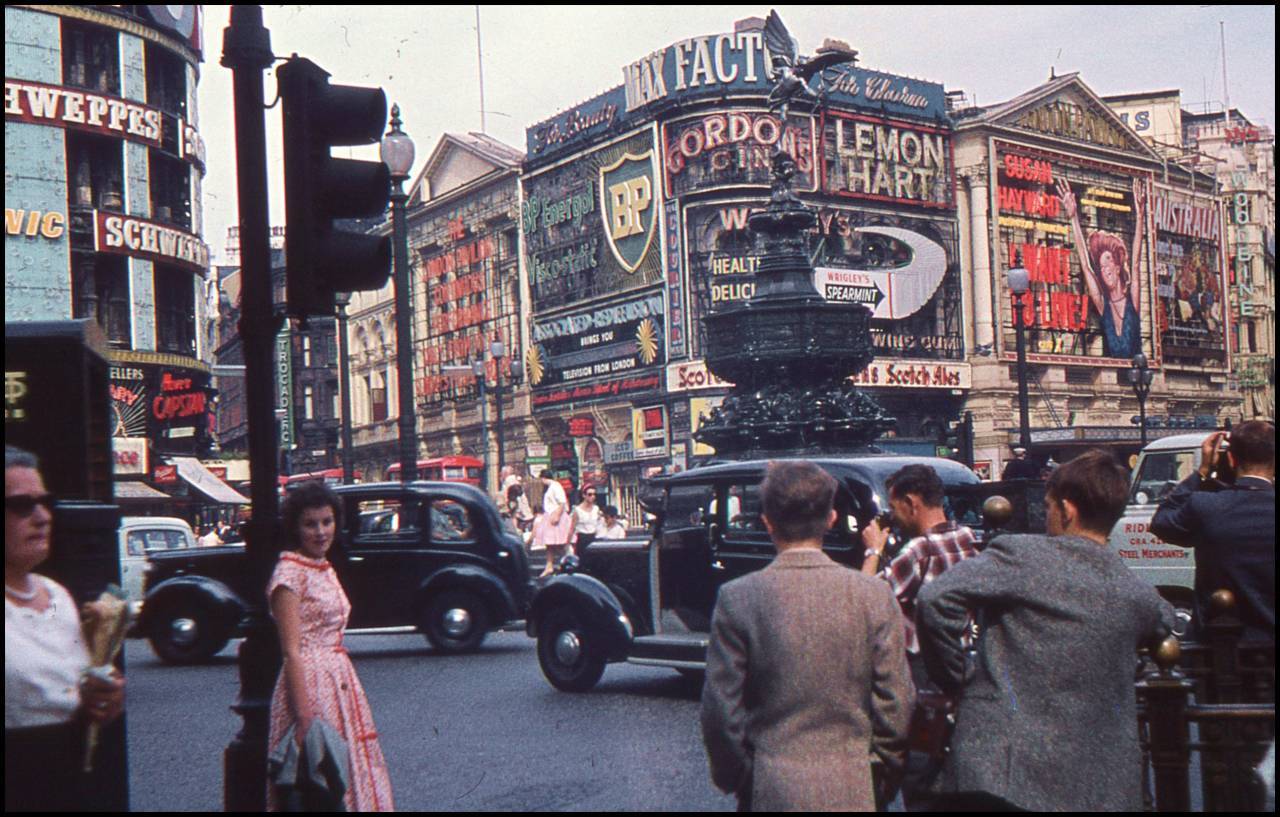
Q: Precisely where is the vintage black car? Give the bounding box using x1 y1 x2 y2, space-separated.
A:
140 482 531 663
526 456 987 692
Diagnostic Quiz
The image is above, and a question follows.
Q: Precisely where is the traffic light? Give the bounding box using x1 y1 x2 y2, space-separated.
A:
278 56 391 317
938 411 975 468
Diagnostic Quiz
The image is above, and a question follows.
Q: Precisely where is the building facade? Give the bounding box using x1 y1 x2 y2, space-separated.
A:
520 17 970 512
5 5 226 506
345 132 526 487
952 74 1240 477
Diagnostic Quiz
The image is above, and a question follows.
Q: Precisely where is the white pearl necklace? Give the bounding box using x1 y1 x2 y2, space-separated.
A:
5 580 41 602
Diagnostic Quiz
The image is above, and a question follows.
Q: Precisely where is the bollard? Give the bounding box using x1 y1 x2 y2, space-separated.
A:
1138 636 1194 812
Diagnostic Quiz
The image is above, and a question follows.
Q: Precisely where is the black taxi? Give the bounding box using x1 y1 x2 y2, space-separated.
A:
526 455 984 692
140 482 531 663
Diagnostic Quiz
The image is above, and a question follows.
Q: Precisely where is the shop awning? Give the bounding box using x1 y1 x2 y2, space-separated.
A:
170 457 251 504
114 481 172 501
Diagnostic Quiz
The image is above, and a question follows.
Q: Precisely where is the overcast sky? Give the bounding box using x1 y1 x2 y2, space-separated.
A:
197 4 1276 264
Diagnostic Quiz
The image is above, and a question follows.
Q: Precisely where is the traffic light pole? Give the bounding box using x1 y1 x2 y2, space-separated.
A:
221 7 282 811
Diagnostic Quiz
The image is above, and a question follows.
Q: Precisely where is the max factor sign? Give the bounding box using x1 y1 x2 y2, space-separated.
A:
94 211 210 273
622 28 946 119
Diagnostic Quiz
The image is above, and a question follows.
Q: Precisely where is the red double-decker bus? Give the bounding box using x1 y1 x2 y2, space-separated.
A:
386 456 483 486
279 468 361 492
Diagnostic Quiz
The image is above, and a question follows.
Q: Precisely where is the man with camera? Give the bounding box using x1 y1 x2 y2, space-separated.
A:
1151 420 1275 642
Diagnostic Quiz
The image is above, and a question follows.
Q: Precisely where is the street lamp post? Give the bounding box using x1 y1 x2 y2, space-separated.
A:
1006 251 1033 451
471 359 490 492
335 290 354 484
381 104 416 482
489 340 523 482
1129 353 1155 446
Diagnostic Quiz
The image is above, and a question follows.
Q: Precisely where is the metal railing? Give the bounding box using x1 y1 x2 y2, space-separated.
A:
1137 590 1275 811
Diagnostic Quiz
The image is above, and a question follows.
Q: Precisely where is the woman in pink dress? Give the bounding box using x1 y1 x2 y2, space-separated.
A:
267 482 394 811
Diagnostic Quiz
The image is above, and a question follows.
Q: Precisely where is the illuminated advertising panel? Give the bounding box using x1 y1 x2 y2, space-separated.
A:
821 111 954 209
662 109 817 197
527 289 665 410
684 201 962 359
995 143 1151 363
1150 185 1229 368
522 128 663 313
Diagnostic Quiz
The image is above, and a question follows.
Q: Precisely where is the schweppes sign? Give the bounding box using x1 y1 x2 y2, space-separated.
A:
600 150 657 273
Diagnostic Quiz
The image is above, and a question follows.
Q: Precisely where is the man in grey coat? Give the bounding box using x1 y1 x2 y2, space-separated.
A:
701 461 914 811
918 449 1175 811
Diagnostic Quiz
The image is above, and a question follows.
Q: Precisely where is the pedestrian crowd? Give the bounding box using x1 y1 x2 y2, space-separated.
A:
6 422 1273 812
702 422 1274 812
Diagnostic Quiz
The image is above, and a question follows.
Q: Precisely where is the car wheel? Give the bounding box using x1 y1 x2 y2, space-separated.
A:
148 601 228 665
422 591 489 653
537 607 605 693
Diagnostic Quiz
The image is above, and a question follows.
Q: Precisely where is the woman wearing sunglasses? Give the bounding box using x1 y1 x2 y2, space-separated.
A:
5 445 125 811
570 485 603 558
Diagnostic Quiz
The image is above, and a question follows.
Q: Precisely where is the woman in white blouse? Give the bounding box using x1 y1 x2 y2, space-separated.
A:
570 485 603 556
5 446 124 811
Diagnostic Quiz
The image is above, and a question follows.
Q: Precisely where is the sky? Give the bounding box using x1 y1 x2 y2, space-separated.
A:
196 4 1276 264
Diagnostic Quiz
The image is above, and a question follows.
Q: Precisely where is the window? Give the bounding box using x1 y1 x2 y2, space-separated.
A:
150 151 191 229
666 483 714 528
303 386 314 420
354 498 420 536
145 42 186 117
1131 450 1198 505
368 374 388 422
73 254 131 347
720 484 766 533
62 20 120 95
67 131 123 211
155 267 196 355
431 499 474 542
303 336 312 367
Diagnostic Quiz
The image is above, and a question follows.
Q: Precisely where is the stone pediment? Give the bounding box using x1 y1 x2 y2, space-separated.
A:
407 133 524 206
967 73 1160 160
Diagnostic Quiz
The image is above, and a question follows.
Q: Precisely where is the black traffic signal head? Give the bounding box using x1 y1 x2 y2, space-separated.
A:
279 56 391 317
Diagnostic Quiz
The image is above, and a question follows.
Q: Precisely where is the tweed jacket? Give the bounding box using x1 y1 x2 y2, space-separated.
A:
1151 474 1275 641
701 548 914 812
917 534 1175 812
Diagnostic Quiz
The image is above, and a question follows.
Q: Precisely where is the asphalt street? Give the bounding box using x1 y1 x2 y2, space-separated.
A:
124 630 738 812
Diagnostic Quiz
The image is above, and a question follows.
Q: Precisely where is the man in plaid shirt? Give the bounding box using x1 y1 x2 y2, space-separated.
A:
862 464 979 809
861 464 979 681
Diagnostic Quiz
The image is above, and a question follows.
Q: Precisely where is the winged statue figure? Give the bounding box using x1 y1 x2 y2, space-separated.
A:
763 10 858 121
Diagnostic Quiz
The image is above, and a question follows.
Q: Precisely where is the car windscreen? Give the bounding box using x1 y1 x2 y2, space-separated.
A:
1130 449 1198 505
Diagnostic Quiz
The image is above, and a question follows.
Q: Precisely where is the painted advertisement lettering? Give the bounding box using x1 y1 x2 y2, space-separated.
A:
996 143 1150 361
822 112 954 207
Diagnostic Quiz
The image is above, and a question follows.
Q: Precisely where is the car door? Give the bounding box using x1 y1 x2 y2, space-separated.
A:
656 481 717 633
714 480 775 588
427 497 487 569
338 491 426 628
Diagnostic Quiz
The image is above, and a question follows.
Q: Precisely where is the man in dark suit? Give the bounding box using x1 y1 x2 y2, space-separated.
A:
1151 421 1275 641
701 461 914 811
918 449 1174 811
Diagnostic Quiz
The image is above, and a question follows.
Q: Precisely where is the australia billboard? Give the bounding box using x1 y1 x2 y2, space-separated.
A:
1150 185 1229 368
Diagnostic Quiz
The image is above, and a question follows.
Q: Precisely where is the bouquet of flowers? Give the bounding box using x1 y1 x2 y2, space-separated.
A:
80 586 135 772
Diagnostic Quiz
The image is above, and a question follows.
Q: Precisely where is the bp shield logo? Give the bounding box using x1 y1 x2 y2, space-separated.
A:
599 151 657 273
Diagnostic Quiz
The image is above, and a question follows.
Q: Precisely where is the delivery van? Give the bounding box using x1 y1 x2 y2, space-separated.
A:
1107 433 1214 635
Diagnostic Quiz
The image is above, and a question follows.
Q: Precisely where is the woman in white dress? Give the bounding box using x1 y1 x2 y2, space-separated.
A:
538 470 573 578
